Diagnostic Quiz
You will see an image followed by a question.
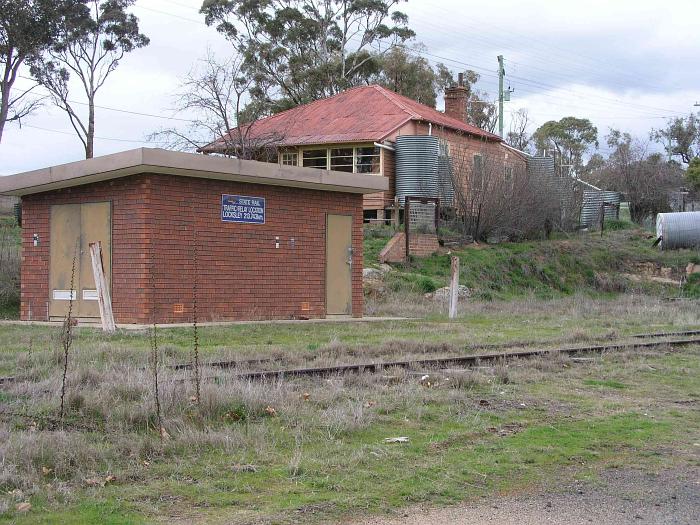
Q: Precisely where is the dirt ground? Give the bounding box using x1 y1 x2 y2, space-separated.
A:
346 467 700 525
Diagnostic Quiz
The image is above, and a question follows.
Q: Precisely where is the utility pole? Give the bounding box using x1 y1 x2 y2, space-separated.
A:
498 55 504 138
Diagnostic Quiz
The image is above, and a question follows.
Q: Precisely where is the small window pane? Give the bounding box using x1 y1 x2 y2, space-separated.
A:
302 149 328 169
356 146 380 174
330 148 354 172
281 152 297 166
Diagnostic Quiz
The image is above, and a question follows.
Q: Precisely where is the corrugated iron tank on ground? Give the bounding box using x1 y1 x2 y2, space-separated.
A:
656 211 700 250
395 135 454 206
580 190 621 227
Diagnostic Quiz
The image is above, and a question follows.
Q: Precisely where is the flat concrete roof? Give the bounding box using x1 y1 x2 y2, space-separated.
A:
0 148 389 196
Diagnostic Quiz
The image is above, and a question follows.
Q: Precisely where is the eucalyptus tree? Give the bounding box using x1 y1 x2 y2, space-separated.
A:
653 114 699 164
200 0 414 114
0 0 88 144
533 117 598 176
31 0 149 158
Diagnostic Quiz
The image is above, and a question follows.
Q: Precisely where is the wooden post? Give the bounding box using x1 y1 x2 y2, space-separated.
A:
89 241 116 333
600 203 605 237
448 256 460 319
404 197 411 261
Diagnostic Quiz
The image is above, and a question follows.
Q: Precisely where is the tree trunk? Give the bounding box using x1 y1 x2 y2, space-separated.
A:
0 107 7 145
0 82 10 145
86 96 95 159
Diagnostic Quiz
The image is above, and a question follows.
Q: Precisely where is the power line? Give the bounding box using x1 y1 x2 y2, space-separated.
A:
16 75 193 122
392 44 683 120
406 3 666 94
136 4 206 25
20 123 164 144
142 2 689 120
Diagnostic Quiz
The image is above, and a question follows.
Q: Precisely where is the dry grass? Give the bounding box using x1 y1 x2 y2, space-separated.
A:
0 293 698 522
0 336 698 522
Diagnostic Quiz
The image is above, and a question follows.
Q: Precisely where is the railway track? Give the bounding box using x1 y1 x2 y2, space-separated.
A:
227 335 700 381
1 331 699 387
169 329 700 373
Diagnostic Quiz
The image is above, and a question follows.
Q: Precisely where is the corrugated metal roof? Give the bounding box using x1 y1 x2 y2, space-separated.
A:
201 85 502 152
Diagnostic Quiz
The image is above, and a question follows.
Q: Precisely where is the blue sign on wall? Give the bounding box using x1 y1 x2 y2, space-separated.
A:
221 194 265 224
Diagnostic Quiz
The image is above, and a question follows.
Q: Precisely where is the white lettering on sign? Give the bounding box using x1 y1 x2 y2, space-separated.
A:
221 195 266 224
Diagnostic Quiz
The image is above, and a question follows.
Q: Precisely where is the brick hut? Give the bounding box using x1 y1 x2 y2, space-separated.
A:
0 148 387 324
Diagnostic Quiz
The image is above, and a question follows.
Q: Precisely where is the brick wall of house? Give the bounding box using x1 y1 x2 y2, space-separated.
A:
405 123 526 212
20 173 364 324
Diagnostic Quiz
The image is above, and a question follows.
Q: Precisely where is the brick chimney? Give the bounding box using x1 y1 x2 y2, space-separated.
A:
444 72 470 122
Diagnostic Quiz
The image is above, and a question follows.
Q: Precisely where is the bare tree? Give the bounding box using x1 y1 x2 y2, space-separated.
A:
600 129 684 223
448 141 563 241
152 50 282 160
506 108 531 152
31 0 148 158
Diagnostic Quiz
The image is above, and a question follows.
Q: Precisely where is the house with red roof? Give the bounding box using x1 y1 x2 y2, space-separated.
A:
201 77 526 222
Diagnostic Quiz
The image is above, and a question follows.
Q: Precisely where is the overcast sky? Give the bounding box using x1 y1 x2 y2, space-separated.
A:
1 0 698 174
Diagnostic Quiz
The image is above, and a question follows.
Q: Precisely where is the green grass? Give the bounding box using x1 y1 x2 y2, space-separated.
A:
367 227 700 301
583 378 628 389
363 224 396 266
684 273 700 298
0 293 697 375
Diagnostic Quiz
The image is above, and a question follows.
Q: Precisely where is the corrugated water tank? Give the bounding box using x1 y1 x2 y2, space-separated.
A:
580 190 621 227
395 135 439 205
655 211 700 250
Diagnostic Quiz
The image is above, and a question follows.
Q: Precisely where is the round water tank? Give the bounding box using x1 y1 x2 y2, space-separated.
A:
656 211 700 250
395 136 440 205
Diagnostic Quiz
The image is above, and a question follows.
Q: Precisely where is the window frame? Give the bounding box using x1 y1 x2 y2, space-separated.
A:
301 148 329 169
296 144 383 175
280 151 298 166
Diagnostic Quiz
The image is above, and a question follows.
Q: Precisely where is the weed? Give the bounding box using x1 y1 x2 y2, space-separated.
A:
59 246 78 422
149 248 163 442
583 378 627 389
604 219 635 230
683 273 700 298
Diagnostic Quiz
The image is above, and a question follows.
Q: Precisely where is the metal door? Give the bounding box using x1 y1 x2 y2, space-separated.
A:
326 214 353 315
49 202 111 319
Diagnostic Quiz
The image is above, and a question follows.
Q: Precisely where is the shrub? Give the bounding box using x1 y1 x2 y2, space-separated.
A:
604 219 634 231
684 273 700 298
363 224 395 239
417 275 439 294
0 225 20 317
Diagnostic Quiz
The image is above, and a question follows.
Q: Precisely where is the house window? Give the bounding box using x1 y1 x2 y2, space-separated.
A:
504 165 513 183
473 154 484 191
504 165 514 193
356 146 381 174
281 152 298 166
302 149 328 169
330 148 354 173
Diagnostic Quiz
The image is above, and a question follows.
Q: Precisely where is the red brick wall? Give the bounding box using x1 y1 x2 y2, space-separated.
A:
444 85 469 122
20 173 364 324
407 123 527 210
378 232 439 263
21 175 151 323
